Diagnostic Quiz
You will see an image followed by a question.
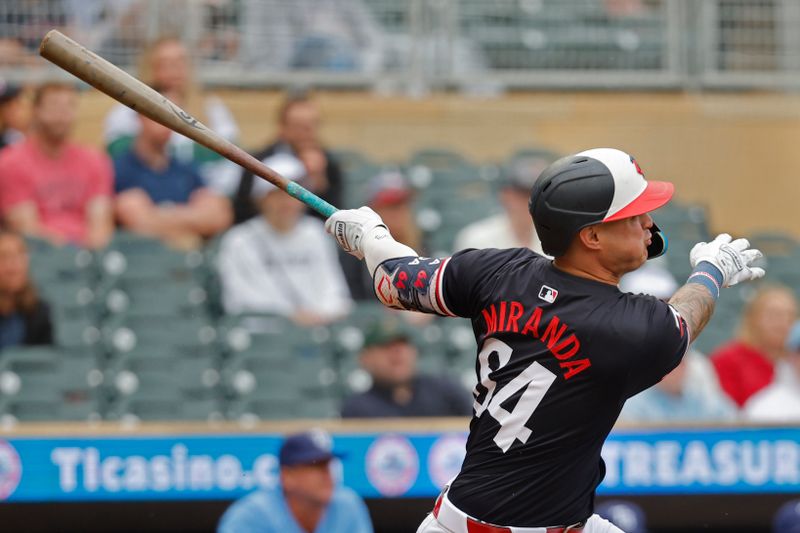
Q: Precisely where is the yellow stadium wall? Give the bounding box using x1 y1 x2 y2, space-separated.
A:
74 91 800 239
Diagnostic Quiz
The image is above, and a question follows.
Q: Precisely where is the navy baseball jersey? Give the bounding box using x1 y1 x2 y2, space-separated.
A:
373 248 689 526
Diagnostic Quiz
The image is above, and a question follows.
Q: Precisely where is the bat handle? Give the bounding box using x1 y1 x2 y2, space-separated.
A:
286 181 338 218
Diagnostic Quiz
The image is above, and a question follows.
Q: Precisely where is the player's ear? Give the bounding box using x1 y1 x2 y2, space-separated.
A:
577 225 602 252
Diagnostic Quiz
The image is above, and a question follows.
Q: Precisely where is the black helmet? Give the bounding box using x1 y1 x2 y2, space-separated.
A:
529 148 674 258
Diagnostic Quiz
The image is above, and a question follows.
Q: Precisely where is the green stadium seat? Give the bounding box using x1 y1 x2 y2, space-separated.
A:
101 277 209 318
409 148 472 171
226 395 339 421
38 278 97 315
0 347 100 415
103 314 217 354
0 397 100 422
52 312 102 350
26 239 97 285
101 232 205 283
107 396 223 422
749 231 798 257
106 349 219 399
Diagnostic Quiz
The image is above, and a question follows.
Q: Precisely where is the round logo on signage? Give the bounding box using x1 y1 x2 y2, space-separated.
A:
366 435 419 497
428 433 467 489
0 440 22 501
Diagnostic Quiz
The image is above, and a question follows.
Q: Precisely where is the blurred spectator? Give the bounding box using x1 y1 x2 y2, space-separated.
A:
218 429 373 533
0 0 72 65
773 499 800 533
619 264 737 423
339 169 421 301
0 82 114 249
104 36 241 195
711 285 798 408
0 231 52 350
217 153 351 326
233 92 343 224
744 321 800 422
0 80 29 149
239 0 383 72
113 105 232 250
595 500 648 533
341 318 472 418
453 156 552 254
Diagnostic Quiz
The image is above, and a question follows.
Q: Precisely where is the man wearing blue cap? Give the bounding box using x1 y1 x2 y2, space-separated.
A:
218 429 373 533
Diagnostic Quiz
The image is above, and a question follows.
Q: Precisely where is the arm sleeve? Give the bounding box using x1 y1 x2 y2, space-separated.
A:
112 155 133 194
622 296 690 398
0 151 34 210
88 150 114 200
372 248 519 318
348 490 375 533
189 164 207 193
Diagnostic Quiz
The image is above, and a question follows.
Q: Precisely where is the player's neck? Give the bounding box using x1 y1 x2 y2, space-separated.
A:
552 256 620 286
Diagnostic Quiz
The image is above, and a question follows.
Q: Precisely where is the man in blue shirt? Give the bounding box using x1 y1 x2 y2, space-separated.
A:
217 429 373 533
112 90 232 249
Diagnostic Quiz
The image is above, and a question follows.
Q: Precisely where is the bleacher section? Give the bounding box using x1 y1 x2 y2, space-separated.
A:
0 147 793 423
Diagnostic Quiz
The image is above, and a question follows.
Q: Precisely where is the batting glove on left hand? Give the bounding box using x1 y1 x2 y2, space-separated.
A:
325 206 387 260
690 233 766 287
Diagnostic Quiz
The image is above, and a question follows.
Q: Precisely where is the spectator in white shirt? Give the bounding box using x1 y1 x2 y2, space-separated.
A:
744 321 800 423
453 154 554 254
217 153 352 326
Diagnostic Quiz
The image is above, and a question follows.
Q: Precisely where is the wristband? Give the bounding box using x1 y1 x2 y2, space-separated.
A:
687 261 724 299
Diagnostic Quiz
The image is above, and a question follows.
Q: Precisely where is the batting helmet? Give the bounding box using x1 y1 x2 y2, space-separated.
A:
528 148 674 258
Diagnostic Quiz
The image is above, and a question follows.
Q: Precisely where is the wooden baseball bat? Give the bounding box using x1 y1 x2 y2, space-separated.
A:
38 30 337 218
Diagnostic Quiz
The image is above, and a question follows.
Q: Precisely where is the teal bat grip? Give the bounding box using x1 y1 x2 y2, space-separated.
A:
286 181 338 218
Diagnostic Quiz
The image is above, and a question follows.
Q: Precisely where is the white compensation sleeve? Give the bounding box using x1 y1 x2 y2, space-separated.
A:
363 226 419 276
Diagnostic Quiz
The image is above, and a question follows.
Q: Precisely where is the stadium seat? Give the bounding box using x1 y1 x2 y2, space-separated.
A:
101 232 206 283
100 277 209 319
53 313 103 351
26 239 97 285
107 396 223 422
0 397 100 422
106 349 219 398
0 347 101 414
102 314 217 355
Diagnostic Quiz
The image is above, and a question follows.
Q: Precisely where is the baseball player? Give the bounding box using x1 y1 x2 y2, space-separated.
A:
325 148 765 533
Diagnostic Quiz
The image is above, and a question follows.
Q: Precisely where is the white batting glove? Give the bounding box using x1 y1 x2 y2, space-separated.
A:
324 206 388 260
690 233 766 287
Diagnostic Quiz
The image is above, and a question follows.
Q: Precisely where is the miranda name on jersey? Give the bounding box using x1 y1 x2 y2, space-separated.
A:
481 300 591 380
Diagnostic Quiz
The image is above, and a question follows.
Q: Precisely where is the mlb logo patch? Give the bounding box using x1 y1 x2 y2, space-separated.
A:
538 285 558 303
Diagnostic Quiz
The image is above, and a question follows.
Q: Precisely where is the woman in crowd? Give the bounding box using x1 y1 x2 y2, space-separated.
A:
0 230 52 349
711 285 798 408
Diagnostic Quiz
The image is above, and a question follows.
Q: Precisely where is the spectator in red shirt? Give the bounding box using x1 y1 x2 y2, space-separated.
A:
0 82 114 249
711 285 798 407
